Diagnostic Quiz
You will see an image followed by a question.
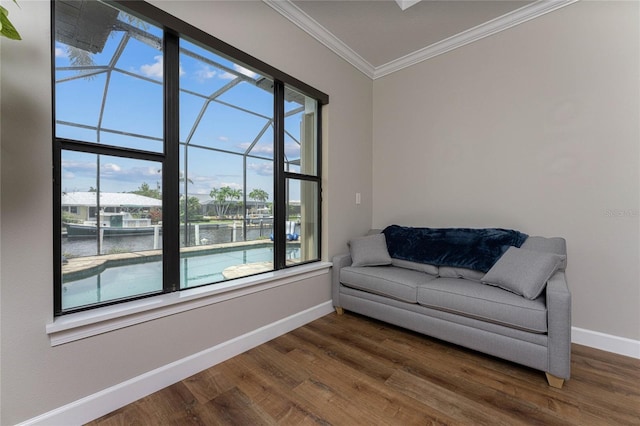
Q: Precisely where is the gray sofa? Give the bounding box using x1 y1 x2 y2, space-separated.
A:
332 227 571 388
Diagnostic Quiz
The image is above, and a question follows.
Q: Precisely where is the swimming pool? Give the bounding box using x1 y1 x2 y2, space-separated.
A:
62 244 300 310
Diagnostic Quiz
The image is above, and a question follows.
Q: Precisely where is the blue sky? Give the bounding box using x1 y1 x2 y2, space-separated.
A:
56 18 308 202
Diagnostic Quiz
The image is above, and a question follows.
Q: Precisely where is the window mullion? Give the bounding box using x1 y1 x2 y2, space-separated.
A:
163 30 180 292
283 172 321 183
274 80 286 270
317 103 323 259
53 138 63 316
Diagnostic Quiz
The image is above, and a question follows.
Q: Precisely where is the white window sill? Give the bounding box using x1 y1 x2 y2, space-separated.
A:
46 261 332 346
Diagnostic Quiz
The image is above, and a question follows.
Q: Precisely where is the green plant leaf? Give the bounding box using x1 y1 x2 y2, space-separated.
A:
0 3 21 40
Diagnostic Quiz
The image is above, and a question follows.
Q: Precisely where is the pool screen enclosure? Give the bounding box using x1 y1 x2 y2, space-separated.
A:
53 0 328 314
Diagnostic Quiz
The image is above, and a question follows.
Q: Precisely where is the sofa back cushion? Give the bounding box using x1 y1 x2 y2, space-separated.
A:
521 236 567 270
391 258 439 276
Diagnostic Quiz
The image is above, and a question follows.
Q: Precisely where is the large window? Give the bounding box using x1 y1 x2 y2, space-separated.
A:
53 0 327 315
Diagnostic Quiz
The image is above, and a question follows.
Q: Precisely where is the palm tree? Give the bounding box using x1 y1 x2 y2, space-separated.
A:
179 195 201 222
249 188 269 211
210 186 241 218
209 187 224 217
229 188 243 217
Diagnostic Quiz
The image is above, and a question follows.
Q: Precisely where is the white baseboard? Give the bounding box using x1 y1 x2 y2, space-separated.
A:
19 307 638 426
18 301 335 426
572 326 640 359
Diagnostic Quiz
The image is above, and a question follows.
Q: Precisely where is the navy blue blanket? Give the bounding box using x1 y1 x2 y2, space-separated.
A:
382 225 528 273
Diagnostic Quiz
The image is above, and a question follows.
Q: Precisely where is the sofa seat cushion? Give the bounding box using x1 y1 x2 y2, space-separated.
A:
341 266 437 303
416 278 547 333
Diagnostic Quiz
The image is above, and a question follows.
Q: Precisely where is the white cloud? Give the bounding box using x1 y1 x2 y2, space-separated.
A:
61 157 163 192
256 145 274 155
238 142 273 155
218 136 229 142
247 162 273 177
195 65 216 82
181 173 246 196
285 142 300 158
140 55 163 78
220 182 243 190
55 45 68 58
62 159 96 172
102 163 122 173
140 55 185 79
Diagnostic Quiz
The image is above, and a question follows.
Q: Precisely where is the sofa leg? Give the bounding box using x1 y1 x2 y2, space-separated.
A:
335 306 344 315
546 373 564 389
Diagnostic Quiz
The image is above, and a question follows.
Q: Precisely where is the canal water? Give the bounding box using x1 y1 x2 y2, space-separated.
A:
62 223 277 257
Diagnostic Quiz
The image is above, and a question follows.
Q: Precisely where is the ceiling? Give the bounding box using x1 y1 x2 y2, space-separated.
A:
264 0 577 79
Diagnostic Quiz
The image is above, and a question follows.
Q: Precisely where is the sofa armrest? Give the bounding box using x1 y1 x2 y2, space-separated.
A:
546 270 572 379
332 253 352 308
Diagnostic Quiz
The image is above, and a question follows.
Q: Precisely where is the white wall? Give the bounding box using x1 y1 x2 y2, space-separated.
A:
373 1 639 340
0 1 373 424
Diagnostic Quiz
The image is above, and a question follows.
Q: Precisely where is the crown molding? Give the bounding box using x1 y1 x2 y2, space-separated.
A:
262 0 376 79
374 0 579 79
264 0 578 80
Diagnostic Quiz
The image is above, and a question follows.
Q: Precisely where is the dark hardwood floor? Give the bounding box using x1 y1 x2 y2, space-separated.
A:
88 312 640 425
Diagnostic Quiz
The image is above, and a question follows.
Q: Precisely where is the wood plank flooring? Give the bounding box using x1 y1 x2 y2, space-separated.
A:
88 312 640 425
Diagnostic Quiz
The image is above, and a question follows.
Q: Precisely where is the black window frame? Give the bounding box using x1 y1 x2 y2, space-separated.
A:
52 0 328 316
